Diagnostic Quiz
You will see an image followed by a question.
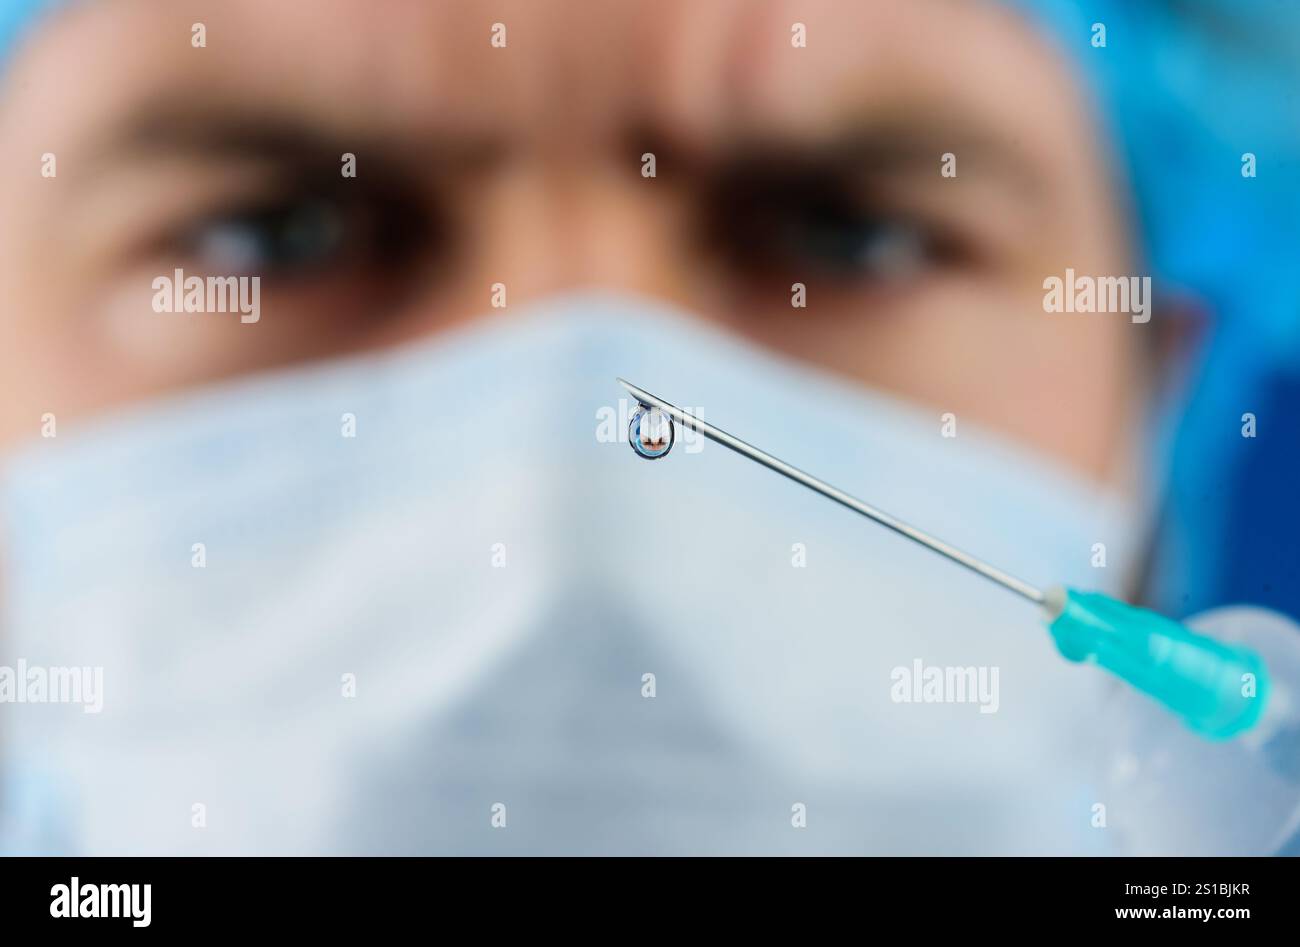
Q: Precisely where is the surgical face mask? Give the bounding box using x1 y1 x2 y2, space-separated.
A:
1 292 1143 855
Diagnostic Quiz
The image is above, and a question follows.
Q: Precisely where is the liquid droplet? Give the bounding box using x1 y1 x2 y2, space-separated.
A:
628 403 674 460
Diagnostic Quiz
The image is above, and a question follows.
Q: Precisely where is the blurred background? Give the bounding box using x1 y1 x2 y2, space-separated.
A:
0 0 1297 854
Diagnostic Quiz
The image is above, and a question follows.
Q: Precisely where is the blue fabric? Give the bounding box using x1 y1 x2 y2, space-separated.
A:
2 0 1298 617
0 0 55 66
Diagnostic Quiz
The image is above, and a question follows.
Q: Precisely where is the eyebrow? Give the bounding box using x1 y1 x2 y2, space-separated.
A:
82 96 1046 212
83 100 507 175
733 115 1047 199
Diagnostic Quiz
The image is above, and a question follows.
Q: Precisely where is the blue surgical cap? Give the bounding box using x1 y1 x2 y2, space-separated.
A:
2 0 1298 617
0 1 56 65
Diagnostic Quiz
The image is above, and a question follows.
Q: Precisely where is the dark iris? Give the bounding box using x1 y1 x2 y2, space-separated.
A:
184 187 433 276
703 158 936 281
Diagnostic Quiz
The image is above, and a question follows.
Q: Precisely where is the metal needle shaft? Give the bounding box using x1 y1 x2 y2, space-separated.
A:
618 378 1046 605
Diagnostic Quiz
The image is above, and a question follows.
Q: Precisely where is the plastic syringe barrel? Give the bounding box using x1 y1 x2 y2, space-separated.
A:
1046 588 1271 740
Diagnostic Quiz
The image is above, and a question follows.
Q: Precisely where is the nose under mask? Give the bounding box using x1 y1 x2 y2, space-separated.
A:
0 291 1139 854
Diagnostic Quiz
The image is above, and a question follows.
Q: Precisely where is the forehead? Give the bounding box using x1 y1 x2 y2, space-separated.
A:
4 0 1090 159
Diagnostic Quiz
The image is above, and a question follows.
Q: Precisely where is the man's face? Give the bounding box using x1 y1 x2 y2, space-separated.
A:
0 0 1139 477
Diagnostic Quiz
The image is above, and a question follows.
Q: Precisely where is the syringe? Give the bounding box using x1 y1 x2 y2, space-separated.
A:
619 377 1270 740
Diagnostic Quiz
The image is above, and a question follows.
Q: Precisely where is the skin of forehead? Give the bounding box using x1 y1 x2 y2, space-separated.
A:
2 0 1107 178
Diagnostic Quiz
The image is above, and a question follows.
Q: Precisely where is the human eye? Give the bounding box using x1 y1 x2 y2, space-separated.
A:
701 156 968 287
175 184 435 280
